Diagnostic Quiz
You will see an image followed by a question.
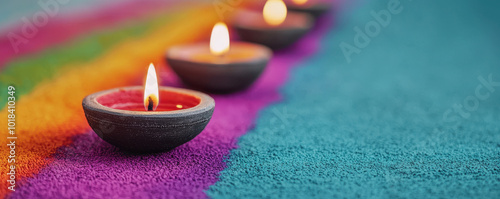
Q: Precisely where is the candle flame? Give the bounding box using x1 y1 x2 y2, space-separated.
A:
292 0 308 5
144 63 159 111
210 22 230 56
263 0 287 26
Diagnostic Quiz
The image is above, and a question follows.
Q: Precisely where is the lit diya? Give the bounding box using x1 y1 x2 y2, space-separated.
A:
82 64 215 153
233 0 313 50
285 0 331 18
166 22 272 93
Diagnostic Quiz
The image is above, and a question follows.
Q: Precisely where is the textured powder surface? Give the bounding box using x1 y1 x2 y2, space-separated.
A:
8 12 333 199
207 0 500 198
0 6 220 198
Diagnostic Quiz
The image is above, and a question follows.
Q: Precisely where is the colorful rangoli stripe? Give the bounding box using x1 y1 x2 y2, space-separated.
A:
0 7 188 108
0 5 219 198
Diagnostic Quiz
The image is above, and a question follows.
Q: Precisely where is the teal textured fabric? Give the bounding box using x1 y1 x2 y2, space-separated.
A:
207 0 500 198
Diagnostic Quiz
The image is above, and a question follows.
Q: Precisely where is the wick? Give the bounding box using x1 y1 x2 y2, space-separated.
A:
147 96 154 111
216 52 228 63
221 52 227 58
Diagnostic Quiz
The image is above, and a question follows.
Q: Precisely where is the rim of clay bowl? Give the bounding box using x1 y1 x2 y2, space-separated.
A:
82 86 215 119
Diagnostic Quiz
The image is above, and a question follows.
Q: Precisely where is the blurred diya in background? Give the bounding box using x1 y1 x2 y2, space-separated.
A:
233 0 313 50
166 22 272 93
285 0 332 18
82 64 215 153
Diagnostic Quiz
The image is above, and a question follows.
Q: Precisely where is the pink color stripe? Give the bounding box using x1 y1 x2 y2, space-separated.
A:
0 0 171 68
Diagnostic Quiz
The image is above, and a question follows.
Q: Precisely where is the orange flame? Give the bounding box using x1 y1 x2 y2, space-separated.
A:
263 0 287 26
210 22 230 56
144 63 159 111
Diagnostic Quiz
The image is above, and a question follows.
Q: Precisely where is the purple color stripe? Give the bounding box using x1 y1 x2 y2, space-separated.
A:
10 14 334 199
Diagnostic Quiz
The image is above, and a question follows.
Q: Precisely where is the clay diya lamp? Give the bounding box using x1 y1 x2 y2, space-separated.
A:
82 64 215 153
166 22 272 93
285 0 331 18
232 0 313 50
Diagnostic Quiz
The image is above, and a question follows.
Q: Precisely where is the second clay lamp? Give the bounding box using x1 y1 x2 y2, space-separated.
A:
166 22 272 93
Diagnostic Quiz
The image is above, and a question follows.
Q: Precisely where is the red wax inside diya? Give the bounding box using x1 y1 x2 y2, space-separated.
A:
82 64 215 153
97 89 200 111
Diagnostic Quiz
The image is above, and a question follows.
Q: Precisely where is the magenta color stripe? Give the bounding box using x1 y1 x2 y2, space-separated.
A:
0 0 170 68
9 14 334 199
